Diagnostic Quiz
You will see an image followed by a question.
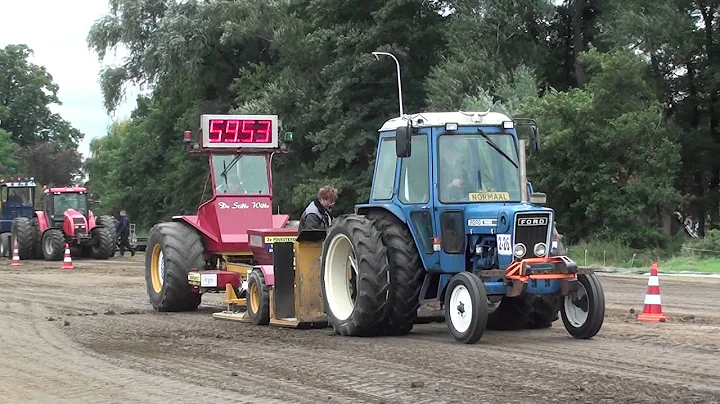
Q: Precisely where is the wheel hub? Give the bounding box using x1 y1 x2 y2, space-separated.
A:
564 282 589 327
449 285 473 334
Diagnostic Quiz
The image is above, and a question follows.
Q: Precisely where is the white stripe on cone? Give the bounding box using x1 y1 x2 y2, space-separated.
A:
648 276 659 286
644 294 662 305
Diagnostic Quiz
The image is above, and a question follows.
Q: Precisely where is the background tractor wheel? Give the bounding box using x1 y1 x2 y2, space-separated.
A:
0 233 10 258
486 294 532 330
91 226 116 259
41 229 65 261
444 271 488 344
366 211 424 336
527 294 562 329
246 269 270 325
321 214 390 337
11 217 39 260
95 215 118 233
145 222 204 312
561 273 605 339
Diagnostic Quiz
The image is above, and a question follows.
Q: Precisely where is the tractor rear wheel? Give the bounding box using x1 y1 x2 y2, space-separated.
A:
145 222 204 312
321 214 389 337
246 268 270 325
41 229 65 261
0 233 10 258
95 215 118 233
11 217 38 260
91 226 116 259
366 211 424 336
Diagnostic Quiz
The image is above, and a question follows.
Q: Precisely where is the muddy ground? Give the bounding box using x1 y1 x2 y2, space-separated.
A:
0 255 718 404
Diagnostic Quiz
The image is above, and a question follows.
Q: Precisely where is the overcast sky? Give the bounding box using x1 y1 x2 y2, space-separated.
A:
0 0 139 160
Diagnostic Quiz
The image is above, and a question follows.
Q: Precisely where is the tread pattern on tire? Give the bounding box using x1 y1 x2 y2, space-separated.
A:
43 229 65 261
12 217 37 260
321 214 390 337
145 222 204 312
366 211 425 336
92 226 116 259
247 269 270 325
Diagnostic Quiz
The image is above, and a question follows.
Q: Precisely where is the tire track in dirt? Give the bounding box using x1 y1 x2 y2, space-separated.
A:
2 261 720 403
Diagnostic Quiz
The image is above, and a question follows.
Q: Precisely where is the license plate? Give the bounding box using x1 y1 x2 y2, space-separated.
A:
187 272 201 285
200 273 218 287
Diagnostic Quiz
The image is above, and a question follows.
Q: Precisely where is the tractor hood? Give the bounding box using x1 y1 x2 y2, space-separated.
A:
463 203 553 235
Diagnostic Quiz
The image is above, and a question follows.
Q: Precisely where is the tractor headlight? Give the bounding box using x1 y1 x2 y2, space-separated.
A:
513 243 526 258
534 242 547 257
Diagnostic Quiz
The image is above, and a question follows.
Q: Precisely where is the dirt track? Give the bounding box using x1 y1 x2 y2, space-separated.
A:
0 256 719 404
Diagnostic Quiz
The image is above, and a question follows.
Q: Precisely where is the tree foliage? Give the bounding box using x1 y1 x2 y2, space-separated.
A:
85 0 720 248
0 44 84 183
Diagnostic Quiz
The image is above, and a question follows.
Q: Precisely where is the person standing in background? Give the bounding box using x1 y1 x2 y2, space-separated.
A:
116 209 135 257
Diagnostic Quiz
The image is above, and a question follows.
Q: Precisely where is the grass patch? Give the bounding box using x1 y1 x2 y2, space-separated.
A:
659 257 720 274
566 240 720 274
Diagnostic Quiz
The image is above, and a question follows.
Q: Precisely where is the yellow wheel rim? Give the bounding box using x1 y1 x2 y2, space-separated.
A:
150 244 164 293
249 282 260 313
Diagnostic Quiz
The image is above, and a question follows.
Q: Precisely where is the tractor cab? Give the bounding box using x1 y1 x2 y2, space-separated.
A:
358 111 551 277
41 186 90 228
177 114 296 258
0 177 37 233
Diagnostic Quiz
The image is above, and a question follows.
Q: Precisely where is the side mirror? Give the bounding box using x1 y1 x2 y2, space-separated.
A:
395 123 412 158
529 192 547 205
530 126 540 153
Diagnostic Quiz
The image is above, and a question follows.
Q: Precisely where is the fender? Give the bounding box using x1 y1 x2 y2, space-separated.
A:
355 203 407 223
35 211 50 232
256 264 274 287
87 210 97 229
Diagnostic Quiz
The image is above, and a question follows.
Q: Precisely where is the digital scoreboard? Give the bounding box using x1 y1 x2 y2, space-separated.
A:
201 114 279 149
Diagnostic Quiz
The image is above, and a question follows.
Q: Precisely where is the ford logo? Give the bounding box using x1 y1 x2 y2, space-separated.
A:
518 217 548 226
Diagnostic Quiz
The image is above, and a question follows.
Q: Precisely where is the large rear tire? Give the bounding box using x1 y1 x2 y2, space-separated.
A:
41 229 65 261
95 215 118 234
321 214 389 337
145 222 204 312
246 268 270 325
91 226 116 259
11 217 38 260
365 211 424 336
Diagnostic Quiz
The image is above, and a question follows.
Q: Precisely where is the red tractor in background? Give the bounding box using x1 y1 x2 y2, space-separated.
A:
11 185 117 260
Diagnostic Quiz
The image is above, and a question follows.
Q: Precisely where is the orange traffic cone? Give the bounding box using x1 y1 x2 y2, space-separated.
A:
638 262 667 322
10 240 20 266
61 243 74 270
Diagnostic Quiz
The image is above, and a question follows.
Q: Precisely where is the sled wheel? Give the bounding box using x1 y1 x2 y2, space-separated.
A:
247 268 270 325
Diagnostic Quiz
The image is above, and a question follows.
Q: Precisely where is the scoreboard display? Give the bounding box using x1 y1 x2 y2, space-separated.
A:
201 114 279 149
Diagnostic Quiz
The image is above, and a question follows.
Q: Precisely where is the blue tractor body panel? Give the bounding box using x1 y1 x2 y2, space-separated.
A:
357 112 561 302
0 179 37 233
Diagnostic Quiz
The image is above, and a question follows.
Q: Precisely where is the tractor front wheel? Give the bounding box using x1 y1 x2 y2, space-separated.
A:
561 273 605 339
145 222 204 312
41 229 65 261
444 271 488 344
246 269 270 325
11 217 38 260
91 227 116 259
321 214 389 337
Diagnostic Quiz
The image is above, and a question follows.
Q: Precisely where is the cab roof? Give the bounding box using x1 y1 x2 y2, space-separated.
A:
45 186 87 194
378 111 513 132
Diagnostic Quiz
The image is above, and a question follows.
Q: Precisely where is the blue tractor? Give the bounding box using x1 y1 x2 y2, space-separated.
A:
318 109 605 344
0 177 37 258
